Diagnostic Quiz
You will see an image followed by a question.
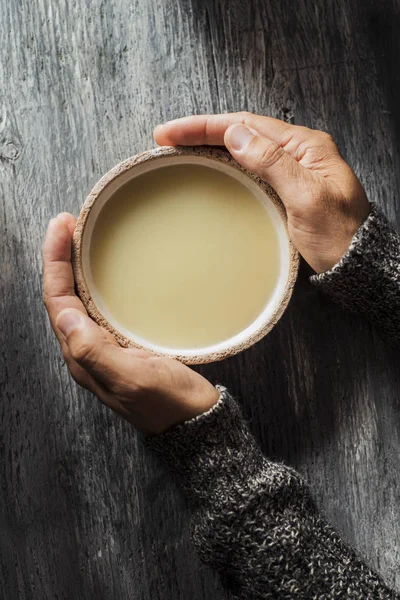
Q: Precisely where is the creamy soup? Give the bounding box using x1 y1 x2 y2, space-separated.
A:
89 164 280 349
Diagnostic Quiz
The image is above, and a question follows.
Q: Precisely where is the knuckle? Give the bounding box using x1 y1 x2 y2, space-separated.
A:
297 125 314 137
259 141 283 169
304 142 337 167
318 131 336 146
238 110 252 121
70 340 98 369
312 144 331 161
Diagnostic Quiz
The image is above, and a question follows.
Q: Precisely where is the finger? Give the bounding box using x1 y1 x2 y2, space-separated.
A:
224 123 308 205
60 323 138 419
43 213 77 297
61 345 134 421
56 212 76 237
43 214 86 339
153 112 317 154
65 345 109 398
56 308 142 390
43 213 77 263
64 347 133 418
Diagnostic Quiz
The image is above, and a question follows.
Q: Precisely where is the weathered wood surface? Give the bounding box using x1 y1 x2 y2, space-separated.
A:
1 0 400 598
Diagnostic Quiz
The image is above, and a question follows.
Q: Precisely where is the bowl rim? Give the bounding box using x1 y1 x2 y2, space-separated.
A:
72 146 299 364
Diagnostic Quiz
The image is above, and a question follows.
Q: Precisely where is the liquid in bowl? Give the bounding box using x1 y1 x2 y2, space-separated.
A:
88 164 280 350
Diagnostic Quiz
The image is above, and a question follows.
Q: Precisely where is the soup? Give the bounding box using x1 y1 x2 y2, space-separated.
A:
89 164 280 349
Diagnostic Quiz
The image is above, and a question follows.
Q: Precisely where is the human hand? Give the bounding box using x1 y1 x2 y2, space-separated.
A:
154 112 370 274
43 214 219 435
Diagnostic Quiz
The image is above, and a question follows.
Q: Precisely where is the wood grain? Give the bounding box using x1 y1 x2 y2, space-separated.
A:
1 0 399 597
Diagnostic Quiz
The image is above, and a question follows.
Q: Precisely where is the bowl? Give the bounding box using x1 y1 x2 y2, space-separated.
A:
72 146 299 364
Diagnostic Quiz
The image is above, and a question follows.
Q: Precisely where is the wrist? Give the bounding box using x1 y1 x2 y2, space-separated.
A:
318 201 371 274
140 366 219 436
180 378 220 422
146 388 253 502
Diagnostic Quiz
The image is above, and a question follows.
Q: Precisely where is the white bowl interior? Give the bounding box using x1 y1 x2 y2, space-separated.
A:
82 154 291 358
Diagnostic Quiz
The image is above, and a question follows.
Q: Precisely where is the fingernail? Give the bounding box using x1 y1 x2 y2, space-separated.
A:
58 310 84 338
226 124 256 152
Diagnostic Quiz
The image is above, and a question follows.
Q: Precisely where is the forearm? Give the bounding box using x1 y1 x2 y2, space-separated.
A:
312 204 400 347
147 389 397 599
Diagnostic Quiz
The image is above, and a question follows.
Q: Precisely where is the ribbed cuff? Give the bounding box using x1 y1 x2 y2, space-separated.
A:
310 204 400 339
145 387 268 507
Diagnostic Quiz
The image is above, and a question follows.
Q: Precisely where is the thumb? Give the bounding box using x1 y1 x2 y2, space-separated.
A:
224 123 305 207
56 308 126 385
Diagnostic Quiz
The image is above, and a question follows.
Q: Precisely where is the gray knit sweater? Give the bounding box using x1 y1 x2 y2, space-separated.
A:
147 205 400 599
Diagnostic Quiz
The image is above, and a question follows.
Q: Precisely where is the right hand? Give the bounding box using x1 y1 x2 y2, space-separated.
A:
154 112 370 274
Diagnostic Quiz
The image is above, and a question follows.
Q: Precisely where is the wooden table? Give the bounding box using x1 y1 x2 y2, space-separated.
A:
1 1 399 598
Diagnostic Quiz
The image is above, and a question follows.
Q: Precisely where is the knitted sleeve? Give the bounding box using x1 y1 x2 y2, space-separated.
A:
311 204 400 346
146 388 398 599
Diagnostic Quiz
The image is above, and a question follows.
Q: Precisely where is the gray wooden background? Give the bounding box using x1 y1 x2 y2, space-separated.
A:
1 0 399 598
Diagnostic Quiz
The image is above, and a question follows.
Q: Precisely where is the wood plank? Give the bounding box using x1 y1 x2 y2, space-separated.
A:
1 0 399 597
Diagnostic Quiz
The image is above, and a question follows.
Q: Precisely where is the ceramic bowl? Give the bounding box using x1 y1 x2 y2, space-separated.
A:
72 146 299 364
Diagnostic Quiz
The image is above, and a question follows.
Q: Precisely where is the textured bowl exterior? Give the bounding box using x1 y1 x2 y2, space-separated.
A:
72 146 299 364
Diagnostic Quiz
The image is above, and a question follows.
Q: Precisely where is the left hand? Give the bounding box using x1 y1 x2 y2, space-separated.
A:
43 214 219 435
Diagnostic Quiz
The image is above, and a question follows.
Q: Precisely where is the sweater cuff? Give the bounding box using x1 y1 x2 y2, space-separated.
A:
145 387 271 506
310 203 400 309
